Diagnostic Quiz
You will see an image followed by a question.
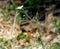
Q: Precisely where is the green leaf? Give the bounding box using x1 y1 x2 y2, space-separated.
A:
18 33 26 39
0 46 5 49
6 3 18 10
12 4 18 10
11 38 17 43
1 11 10 19
6 4 11 10
4 41 8 46
0 38 3 43
16 15 22 22
53 43 60 49
57 27 60 33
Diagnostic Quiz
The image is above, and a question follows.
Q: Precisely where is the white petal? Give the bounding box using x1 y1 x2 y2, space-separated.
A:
16 5 23 9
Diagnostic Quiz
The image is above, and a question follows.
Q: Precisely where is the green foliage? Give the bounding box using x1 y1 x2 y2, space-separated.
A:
53 18 58 25
56 22 60 33
0 46 5 49
53 43 60 49
6 4 18 10
53 18 60 33
4 41 8 46
0 9 3 12
12 4 18 10
1 11 10 19
16 14 22 22
0 38 3 43
18 33 26 39
6 4 11 10
16 9 30 20
11 38 17 43
57 27 60 33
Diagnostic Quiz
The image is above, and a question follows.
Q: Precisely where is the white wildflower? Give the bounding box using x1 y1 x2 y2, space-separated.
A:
16 5 23 9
